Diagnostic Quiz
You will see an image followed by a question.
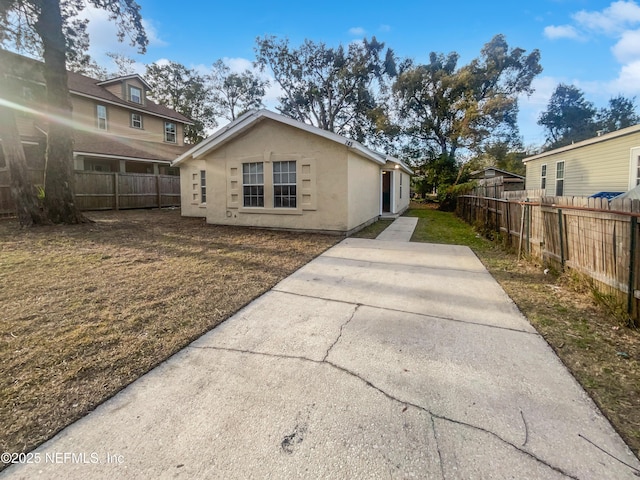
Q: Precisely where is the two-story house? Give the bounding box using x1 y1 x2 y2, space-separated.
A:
0 49 193 176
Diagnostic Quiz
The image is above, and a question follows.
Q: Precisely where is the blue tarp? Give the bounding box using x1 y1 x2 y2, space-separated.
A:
589 191 624 200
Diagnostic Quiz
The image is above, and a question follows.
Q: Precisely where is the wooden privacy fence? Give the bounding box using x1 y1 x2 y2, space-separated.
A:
457 193 640 324
0 170 180 215
471 175 525 199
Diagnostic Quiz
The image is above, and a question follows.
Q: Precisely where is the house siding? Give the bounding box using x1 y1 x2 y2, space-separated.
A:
103 83 124 100
71 96 184 146
347 151 381 230
525 130 640 196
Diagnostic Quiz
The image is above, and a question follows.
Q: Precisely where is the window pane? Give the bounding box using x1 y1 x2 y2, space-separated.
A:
165 122 176 142
273 161 297 208
97 105 107 130
242 162 264 207
130 86 142 103
200 170 206 203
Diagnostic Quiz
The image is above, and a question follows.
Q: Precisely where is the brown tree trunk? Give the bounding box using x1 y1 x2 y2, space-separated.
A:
35 0 86 224
0 105 47 226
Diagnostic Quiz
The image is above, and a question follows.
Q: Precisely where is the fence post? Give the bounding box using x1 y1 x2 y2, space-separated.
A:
558 208 565 270
628 216 637 319
113 173 119 211
156 175 161 208
524 198 531 254
505 200 511 246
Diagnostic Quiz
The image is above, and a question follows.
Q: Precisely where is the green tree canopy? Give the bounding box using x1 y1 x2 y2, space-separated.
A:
145 61 215 144
538 83 598 149
255 35 396 142
598 94 640 133
209 60 268 122
393 34 541 188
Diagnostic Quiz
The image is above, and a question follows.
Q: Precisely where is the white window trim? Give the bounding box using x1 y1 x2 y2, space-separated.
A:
131 112 143 129
541 163 547 191
242 162 265 207
128 85 142 104
273 160 297 209
629 147 640 190
555 161 565 196
164 122 177 143
200 170 206 204
96 104 107 130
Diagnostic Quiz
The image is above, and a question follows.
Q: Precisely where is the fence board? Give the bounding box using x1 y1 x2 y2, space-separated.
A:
0 169 180 214
458 194 640 324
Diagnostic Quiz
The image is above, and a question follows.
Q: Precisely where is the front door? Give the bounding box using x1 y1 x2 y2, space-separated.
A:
382 171 391 213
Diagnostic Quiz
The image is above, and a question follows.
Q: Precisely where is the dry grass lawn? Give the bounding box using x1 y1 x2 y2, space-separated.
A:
0 209 338 461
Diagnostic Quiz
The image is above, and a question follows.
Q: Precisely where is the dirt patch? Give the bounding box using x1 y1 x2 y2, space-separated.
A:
0 209 338 462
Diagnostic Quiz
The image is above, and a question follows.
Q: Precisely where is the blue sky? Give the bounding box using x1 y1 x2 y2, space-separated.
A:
80 0 640 148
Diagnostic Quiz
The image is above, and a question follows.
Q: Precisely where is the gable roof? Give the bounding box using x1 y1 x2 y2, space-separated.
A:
470 167 525 180
67 71 192 124
172 109 413 174
0 49 192 125
523 123 640 163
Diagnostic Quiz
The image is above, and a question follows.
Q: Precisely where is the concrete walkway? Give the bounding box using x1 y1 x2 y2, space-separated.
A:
3 239 639 479
375 216 417 241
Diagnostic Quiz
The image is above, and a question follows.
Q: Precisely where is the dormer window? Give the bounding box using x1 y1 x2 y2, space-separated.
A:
129 85 142 104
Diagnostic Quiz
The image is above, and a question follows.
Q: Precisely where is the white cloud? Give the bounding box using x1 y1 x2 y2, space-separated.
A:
518 76 564 145
379 24 391 33
540 2 640 100
348 27 366 36
608 59 640 94
151 58 171 67
141 19 168 48
543 24 582 40
612 29 640 62
222 57 254 73
79 5 166 72
573 0 640 35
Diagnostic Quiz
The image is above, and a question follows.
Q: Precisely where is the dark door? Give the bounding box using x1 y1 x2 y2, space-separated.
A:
382 172 391 212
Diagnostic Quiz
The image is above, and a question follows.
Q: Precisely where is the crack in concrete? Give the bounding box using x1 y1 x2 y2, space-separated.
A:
322 304 360 362
188 344 580 479
271 288 538 336
521 409 529 447
430 415 446 480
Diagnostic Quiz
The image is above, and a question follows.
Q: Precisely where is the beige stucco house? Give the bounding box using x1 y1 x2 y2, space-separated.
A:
173 110 412 234
523 124 640 196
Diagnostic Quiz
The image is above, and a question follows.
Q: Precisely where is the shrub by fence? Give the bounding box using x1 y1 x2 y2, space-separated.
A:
457 193 640 325
0 170 180 216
